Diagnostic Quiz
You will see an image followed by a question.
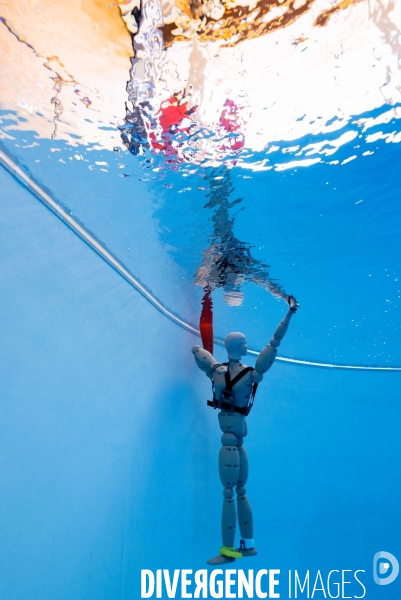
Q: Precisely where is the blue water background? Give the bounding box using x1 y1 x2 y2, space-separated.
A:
0 100 400 599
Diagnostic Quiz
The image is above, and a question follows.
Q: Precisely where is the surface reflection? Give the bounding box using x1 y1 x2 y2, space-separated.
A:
117 0 401 165
195 165 288 352
195 166 287 305
122 0 290 342
1 1 401 163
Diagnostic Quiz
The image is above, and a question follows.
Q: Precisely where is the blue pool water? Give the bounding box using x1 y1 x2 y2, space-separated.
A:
1 2 401 598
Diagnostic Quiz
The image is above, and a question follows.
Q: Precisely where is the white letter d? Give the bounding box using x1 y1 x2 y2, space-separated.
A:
142 570 155 598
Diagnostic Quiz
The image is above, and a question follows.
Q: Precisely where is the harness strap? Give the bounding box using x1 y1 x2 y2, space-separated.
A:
207 400 249 415
224 366 253 390
211 363 227 395
212 362 228 372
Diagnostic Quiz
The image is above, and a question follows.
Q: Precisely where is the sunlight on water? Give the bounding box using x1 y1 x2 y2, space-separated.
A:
1 0 401 162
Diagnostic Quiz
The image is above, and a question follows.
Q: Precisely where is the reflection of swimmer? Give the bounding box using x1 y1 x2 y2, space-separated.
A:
148 91 198 162
119 0 246 162
122 75 198 157
122 87 244 163
195 166 288 307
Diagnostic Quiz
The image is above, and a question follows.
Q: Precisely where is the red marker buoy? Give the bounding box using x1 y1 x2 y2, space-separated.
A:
200 287 213 354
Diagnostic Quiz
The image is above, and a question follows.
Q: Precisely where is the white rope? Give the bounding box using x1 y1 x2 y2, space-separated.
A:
1 147 400 372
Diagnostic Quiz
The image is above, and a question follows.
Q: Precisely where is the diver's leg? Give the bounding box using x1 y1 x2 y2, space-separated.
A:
220 433 239 548
236 442 257 556
207 432 241 565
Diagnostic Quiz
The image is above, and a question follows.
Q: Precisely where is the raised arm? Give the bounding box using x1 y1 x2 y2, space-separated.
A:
192 345 218 379
253 295 299 378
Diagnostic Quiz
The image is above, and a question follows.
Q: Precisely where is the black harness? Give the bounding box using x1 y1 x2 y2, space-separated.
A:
207 362 258 416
